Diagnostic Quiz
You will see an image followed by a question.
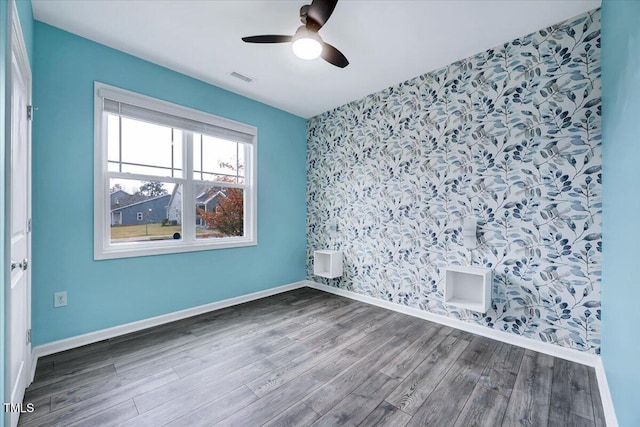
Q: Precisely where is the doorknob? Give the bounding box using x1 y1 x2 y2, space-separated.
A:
11 260 18 270
19 259 28 270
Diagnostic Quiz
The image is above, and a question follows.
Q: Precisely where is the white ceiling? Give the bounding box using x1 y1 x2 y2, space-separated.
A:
32 0 601 118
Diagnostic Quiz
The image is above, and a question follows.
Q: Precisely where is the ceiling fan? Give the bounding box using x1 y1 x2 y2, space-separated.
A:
242 0 349 68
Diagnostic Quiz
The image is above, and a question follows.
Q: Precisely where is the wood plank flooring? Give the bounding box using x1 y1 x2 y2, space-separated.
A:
19 288 606 426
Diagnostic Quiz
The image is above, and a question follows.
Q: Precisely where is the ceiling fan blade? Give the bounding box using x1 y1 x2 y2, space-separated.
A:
321 42 349 68
306 0 338 31
242 35 292 43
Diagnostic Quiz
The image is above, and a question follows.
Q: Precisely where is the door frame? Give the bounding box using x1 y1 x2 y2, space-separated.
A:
5 0 33 424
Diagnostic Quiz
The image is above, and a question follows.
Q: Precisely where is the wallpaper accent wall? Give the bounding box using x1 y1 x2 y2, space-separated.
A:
307 9 601 354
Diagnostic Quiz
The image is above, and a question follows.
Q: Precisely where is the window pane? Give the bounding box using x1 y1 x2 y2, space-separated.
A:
118 117 183 177
194 134 241 183
194 133 202 180
194 184 244 239
173 130 183 177
109 178 182 244
238 145 245 178
121 163 182 178
198 172 245 183
107 114 120 164
121 117 171 167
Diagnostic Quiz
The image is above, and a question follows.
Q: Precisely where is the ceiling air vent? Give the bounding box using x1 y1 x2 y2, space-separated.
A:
230 72 253 83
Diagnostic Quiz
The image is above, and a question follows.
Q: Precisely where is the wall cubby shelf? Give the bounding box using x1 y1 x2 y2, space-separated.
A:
313 250 343 279
444 265 492 313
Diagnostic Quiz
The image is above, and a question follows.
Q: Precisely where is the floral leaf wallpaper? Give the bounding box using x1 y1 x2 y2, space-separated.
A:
307 9 601 354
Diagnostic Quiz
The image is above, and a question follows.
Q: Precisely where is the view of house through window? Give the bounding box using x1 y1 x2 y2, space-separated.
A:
107 129 247 244
109 178 181 243
95 83 256 259
194 185 244 240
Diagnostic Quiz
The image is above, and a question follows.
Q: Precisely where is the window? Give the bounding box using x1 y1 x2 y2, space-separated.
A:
94 82 257 259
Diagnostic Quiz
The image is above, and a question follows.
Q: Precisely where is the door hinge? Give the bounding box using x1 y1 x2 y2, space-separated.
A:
27 105 37 121
27 218 32 232
27 329 31 345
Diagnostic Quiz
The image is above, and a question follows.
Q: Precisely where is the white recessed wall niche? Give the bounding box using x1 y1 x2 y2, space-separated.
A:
444 265 493 313
313 250 343 279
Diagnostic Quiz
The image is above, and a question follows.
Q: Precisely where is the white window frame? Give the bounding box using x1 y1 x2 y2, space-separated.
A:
94 82 257 260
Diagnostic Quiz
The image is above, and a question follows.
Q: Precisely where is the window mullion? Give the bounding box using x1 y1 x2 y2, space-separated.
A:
190 179 247 190
118 112 122 173
171 128 175 178
106 171 184 185
183 131 195 243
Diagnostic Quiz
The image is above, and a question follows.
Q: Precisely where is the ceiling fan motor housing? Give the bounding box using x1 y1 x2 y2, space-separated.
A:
299 4 311 24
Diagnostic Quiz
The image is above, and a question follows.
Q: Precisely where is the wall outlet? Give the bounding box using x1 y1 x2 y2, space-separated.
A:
54 291 67 308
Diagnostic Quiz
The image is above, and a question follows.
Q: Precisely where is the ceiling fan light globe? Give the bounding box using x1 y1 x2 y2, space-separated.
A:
292 37 322 60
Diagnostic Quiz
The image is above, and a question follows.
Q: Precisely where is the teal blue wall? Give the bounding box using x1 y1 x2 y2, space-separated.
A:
601 1 640 426
31 22 307 346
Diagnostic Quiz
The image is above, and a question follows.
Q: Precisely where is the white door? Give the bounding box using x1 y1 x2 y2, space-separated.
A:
7 3 32 427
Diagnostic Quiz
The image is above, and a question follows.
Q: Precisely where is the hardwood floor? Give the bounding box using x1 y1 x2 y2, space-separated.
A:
20 288 606 427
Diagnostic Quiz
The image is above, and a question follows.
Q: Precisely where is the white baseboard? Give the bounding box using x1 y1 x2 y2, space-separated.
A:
306 280 618 426
594 357 619 427
305 280 599 366
29 280 307 381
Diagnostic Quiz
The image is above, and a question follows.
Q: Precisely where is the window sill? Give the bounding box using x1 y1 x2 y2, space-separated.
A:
94 237 257 260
